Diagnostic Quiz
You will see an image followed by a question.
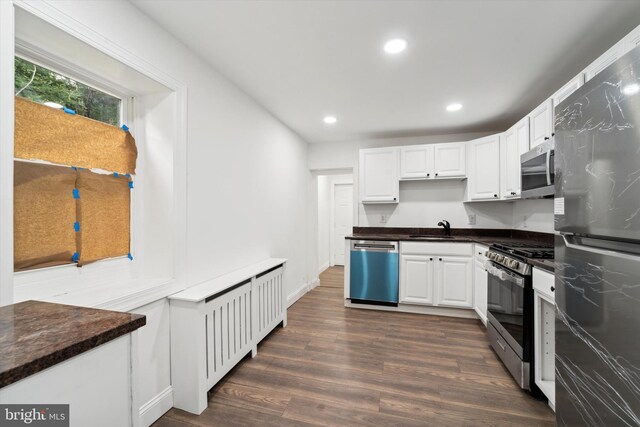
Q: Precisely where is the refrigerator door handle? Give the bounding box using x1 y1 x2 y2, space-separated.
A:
562 235 640 261
545 151 552 186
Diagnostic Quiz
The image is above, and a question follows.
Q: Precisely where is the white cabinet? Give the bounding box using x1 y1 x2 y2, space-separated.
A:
434 142 466 178
533 267 555 409
399 143 465 180
359 147 399 203
399 242 473 309
552 74 584 108
400 145 434 180
499 117 529 199
399 254 434 305
529 99 554 148
467 134 500 201
473 244 488 324
435 256 473 308
584 39 627 82
624 25 640 52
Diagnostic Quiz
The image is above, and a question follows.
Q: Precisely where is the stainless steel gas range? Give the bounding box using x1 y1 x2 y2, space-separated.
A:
484 242 554 395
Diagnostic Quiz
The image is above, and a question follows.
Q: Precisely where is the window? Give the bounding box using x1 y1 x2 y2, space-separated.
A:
15 56 121 126
14 56 137 272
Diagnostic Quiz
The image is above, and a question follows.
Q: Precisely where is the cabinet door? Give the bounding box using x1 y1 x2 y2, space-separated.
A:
359 148 399 203
499 127 519 199
473 259 488 324
434 143 466 178
552 74 584 108
468 135 500 200
435 256 473 308
529 99 553 148
400 145 434 180
399 254 434 305
584 39 626 82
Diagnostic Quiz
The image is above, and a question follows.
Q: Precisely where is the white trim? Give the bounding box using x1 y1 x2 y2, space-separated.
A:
310 278 320 289
139 386 173 427
344 299 480 320
318 261 330 274
287 282 310 307
0 1 15 306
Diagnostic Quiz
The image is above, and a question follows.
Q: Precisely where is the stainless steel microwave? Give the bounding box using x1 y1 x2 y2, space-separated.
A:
520 140 554 199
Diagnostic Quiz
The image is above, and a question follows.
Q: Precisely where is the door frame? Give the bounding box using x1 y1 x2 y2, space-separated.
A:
330 179 353 267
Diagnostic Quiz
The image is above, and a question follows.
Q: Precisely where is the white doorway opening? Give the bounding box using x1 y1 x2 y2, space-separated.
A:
317 172 353 273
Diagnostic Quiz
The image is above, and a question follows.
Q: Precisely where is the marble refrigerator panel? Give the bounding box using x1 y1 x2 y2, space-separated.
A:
555 44 640 242
555 235 640 426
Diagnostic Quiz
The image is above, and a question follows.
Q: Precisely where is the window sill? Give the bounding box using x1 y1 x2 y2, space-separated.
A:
17 277 185 312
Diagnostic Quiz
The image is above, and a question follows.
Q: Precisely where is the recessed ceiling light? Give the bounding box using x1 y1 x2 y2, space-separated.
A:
383 38 407 54
43 101 64 109
446 103 463 112
622 83 640 96
323 116 337 124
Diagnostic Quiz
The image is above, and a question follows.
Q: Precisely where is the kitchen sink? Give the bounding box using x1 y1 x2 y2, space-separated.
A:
408 235 454 239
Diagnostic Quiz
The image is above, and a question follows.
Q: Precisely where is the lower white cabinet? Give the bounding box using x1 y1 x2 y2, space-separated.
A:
399 242 473 309
533 267 555 409
473 244 489 324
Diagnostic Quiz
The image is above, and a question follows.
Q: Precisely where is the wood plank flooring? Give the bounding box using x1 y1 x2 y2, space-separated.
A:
154 267 554 427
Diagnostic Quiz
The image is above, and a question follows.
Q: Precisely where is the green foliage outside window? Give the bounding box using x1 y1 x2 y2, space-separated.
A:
14 56 121 126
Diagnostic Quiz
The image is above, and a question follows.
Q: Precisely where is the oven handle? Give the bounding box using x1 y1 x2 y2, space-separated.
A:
485 261 525 288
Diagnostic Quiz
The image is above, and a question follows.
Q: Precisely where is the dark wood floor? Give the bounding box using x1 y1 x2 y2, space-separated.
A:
154 267 554 426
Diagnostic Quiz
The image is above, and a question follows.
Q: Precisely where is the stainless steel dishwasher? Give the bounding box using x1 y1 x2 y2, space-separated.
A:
349 240 399 305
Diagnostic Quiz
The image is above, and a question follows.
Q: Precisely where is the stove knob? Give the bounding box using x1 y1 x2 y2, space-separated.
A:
510 260 520 269
495 255 504 262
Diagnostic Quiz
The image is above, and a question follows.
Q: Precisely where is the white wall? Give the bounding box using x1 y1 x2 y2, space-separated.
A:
512 199 554 233
317 176 330 272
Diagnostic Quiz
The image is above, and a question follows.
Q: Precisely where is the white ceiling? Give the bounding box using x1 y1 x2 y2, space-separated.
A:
132 0 640 144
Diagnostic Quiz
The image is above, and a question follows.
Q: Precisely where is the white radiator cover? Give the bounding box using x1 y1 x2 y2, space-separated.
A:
169 260 287 415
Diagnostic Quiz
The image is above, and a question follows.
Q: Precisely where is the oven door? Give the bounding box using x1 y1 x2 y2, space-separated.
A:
521 147 554 199
486 262 526 358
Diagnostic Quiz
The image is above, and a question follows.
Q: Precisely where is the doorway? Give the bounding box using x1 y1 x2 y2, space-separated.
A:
332 183 353 266
317 172 353 273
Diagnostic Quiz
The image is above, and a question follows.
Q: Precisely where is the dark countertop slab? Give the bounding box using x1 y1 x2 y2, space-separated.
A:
529 259 555 273
347 227 554 246
0 300 145 388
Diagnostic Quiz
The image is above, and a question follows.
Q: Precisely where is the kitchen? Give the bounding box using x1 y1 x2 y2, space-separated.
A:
1 1 640 426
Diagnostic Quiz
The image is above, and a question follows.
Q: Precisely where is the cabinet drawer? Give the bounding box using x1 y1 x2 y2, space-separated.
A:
400 241 472 256
533 267 555 302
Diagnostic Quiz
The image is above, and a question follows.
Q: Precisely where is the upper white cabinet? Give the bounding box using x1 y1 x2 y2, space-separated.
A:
400 145 434 180
467 134 501 201
359 147 399 204
584 39 627 82
529 99 554 149
552 74 585 108
434 143 466 178
399 143 465 180
500 117 529 199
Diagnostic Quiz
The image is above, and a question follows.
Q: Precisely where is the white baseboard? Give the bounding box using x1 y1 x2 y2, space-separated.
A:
287 281 313 307
318 262 330 274
310 278 320 289
139 386 173 427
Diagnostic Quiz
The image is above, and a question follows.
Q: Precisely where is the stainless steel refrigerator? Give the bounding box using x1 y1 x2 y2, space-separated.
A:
554 45 640 426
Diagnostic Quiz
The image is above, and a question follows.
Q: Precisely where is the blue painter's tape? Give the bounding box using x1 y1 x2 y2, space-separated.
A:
121 124 129 132
125 173 131 179
127 253 133 261
73 222 80 232
113 172 119 178
63 107 76 115
71 166 77 171
72 252 79 262
128 181 134 189
72 189 80 199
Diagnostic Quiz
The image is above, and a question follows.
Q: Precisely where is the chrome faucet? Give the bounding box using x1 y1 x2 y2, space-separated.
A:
438 220 451 236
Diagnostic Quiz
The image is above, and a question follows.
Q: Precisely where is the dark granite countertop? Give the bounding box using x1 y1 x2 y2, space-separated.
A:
346 227 554 246
0 300 145 388
529 258 555 273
